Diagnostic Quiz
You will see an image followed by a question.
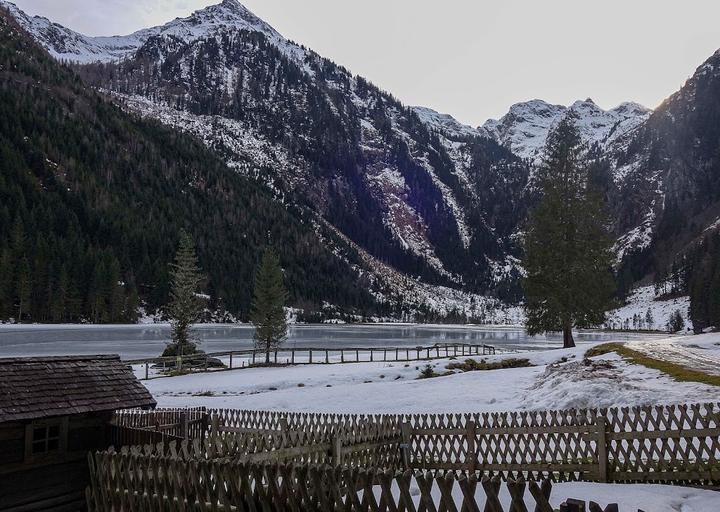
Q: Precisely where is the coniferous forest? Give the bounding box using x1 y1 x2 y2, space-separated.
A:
3 0 720 331
0 12 378 323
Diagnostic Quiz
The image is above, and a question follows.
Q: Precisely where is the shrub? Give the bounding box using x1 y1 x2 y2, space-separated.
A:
446 358 532 372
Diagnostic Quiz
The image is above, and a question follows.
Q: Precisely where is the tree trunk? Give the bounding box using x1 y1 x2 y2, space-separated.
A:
265 343 271 365
563 320 575 348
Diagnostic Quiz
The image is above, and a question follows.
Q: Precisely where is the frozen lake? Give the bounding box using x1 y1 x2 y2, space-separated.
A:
0 324 660 360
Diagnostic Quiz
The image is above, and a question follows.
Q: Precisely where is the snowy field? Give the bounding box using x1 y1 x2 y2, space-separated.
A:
144 333 720 510
146 335 720 413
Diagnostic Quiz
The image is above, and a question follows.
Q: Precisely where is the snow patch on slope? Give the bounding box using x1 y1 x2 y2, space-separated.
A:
411 106 488 140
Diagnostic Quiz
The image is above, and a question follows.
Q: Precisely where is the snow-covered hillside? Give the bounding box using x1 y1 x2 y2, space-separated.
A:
606 285 692 332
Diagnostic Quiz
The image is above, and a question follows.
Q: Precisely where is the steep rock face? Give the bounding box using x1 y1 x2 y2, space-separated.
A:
46 0 529 297
615 50 720 278
0 7 381 322
7 0 720 309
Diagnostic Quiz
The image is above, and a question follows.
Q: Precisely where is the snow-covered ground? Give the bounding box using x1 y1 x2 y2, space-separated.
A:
387 481 718 512
606 285 692 332
146 336 720 413
144 333 720 509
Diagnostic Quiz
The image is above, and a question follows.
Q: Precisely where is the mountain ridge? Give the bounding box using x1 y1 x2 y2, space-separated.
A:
4 0 720 327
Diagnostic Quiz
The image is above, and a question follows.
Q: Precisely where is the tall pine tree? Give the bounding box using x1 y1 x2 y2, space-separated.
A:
164 231 205 357
250 248 288 364
522 116 615 348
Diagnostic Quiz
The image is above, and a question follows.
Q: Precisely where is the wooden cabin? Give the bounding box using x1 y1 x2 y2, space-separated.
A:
0 354 156 511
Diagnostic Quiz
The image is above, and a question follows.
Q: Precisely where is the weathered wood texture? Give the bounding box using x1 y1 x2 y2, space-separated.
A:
111 408 208 442
86 451 573 512
116 402 720 485
0 355 155 422
0 412 114 511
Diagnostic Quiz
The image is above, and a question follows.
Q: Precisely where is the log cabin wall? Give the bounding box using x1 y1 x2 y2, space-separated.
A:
0 412 113 511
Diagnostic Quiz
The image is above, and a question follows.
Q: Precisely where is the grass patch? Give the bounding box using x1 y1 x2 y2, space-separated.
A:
192 390 215 397
585 343 720 387
446 358 533 372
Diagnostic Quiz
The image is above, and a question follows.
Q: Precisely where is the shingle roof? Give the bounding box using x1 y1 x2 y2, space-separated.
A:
0 355 156 422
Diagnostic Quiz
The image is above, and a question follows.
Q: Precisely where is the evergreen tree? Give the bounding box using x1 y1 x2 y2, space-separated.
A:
0 248 12 319
667 310 685 333
645 308 654 331
522 116 615 348
164 231 205 357
250 248 288 364
16 257 31 322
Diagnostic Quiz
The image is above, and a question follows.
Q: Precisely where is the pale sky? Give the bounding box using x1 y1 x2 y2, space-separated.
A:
11 0 720 126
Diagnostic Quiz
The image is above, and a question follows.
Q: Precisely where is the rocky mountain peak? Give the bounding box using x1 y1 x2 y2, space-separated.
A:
483 98 651 161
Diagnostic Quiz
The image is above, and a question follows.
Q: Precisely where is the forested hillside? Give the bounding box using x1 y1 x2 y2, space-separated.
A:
0 10 378 323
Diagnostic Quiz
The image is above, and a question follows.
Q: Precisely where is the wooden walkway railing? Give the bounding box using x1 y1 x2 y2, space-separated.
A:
126 342 497 380
112 402 720 486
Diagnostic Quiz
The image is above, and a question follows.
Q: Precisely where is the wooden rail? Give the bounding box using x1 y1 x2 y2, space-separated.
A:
126 342 496 380
113 402 720 486
86 452 619 512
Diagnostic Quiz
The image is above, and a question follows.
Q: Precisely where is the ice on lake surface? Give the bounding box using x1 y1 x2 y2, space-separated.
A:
0 324 662 359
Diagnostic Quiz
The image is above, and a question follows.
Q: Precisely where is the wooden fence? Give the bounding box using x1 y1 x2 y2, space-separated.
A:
112 402 720 485
111 408 208 442
126 343 496 380
86 450 618 512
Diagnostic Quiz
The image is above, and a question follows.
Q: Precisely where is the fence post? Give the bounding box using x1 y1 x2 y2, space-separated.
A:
180 412 188 440
291 349 295 365
332 435 343 466
596 416 608 482
326 350 329 364
229 352 233 369
144 362 149 380
279 417 289 443
400 421 412 469
211 414 220 442
309 350 313 364
341 349 344 363
466 419 477 472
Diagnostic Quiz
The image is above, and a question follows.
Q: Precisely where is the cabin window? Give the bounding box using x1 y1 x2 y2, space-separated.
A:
32 423 61 454
24 417 68 461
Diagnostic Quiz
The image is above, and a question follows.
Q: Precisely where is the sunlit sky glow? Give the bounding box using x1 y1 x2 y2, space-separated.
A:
11 0 720 126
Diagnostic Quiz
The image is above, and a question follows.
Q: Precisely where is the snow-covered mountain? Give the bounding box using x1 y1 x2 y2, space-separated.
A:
5 0 720 320
411 106 489 140
482 98 651 164
2 0 532 305
0 0 303 64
